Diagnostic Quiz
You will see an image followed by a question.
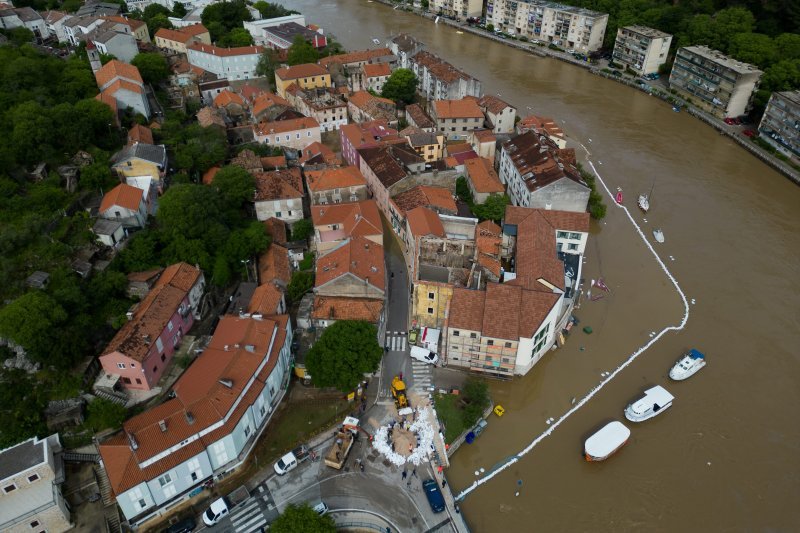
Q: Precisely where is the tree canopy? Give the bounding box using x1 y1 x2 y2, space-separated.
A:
157 121 228 177
381 68 418 104
253 1 299 19
289 218 313 241
305 321 383 392
219 27 254 47
270 503 336 533
201 0 252 43
287 35 320 65
131 52 170 85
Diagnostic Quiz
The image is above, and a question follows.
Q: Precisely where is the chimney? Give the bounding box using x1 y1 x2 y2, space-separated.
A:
185 412 195 425
158 420 167 432
245 344 255 352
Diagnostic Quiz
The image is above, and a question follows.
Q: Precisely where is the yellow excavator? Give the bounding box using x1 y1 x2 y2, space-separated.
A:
391 376 408 409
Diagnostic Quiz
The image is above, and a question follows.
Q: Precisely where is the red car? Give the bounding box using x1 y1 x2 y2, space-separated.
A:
724 118 735 125
742 130 757 138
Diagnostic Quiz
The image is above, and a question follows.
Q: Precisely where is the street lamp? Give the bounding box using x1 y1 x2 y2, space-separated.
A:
240 259 252 283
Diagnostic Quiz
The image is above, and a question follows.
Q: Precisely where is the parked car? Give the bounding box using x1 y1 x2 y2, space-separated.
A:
724 118 736 125
410 346 438 365
742 129 757 138
312 501 329 515
732 117 742 125
202 498 230 526
422 479 445 513
164 516 196 533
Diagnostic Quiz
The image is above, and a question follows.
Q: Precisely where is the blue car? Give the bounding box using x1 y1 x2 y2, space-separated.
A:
422 479 445 513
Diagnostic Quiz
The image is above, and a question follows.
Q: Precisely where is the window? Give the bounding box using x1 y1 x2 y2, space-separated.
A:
276 211 282 218
155 337 164 352
556 231 568 239
307 131 312 137
3 484 16 494
285 135 290 141
138 499 147 509
160 353 166 362
505 342 512 348
27 474 39 483
158 473 172 487
135 378 142 384
167 321 173 332
452 330 460 337
569 232 582 240
470 332 477 339
487 340 494 346
568 243 578 251
427 307 434 314
275 136 280 143
153 365 158 373
428 292 435 299
260 405 266 416
244 425 251 437
296 133 301 139
130 363 135 368
117 363 125 369
122 377 131 384
29 520 40 528
287 211 292 217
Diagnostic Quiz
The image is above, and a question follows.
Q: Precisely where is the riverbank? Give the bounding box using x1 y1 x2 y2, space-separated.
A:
376 2 800 185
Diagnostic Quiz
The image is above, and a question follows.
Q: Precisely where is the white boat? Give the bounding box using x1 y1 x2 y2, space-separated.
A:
434 15 440 23
584 421 631 461
653 229 664 243
372 38 381 44
669 349 706 381
638 182 653 212
624 385 674 422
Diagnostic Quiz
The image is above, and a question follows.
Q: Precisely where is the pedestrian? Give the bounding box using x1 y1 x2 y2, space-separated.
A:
442 480 447 489
402 470 407 480
412 468 417 478
406 480 411 489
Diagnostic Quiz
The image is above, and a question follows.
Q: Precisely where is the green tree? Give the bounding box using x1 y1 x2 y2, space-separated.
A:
147 13 173 38
0 369 48 448
213 165 255 208
287 34 320 65
162 123 227 175
131 52 170 85
7 27 35 46
0 292 68 366
253 1 299 19
219 27 254 47
775 33 800 60
381 68 418 104
142 3 170 19
79 162 117 191
256 48 280 86
270 503 336 533
171 1 187 17
727 33 777 67
201 0 252 42
85 398 127 431
289 218 313 241
471 193 510 223
461 377 489 427
305 320 382 392
286 271 314 302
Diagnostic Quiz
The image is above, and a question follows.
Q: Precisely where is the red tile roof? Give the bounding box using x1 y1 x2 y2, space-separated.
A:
298 142 339 166
392 185 456 214
406 207 445 238
319 48 392 68
255 117 320 136
155 27 197 44
305 166 366 192
363 62 391 78
312 296 383 322
434 98 484 119
187 42 264 57
275 63 327 80
202 166 220 185
448 288 486 331
464 157 504 194
258 244 291 286
95 59 143 89
405 103 434 129
253 168 304 202
213 90 245 108
252 92 290 117
315 236 385 291
261 155 287 170
311 200 383 241
102 78 144 97
100 183 143 212
103 15 146 30
478 95 513 115
181 23 208 36
263 217 287 245
247 283 283 315
127 124 153 146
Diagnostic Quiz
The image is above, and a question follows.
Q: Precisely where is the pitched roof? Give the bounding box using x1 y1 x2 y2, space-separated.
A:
213 90 245 108
127 124 153 146
253 168 304 202
187 42 264 57
311 200 383 241
100 183 143 212
464 157 504 194
319 47 392 68
433 98 484 119
348 91 396 121
393 185 456 214
406 207 445 238
357 145 407 188
197 106 225 128
102 14 145 30
501 131 585 192
412 50 477 84
471 129 497 143
478 95 514 115
155 27 195 43
363 62 391 77
448 288 486 331
275 63 327 80
263 217 287 245
312 296 383 322
247 283 283 315
202 166 220 185
476 220 502 277
255 116 320 135
102 263 201 362
261 155 287 170
315 236 385 291
405 103 435 129
305 166 366 192
126 268 163 283
181 23 208 36
298 142 339 166
258 244 291 286
518 115 564 139
111 142 167 167
252 92 290 116
102 78 144 96
95 59 143 89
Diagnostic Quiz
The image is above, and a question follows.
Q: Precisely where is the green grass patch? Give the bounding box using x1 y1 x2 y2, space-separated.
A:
434 393 467 444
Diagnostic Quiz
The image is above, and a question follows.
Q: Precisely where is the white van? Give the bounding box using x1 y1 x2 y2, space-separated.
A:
274 452 298 475
410 346 438 365
202 497 230 526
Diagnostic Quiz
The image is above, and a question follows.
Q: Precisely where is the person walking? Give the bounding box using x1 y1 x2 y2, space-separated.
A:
402 470 407 480
412 468 417 478
442 479 447 489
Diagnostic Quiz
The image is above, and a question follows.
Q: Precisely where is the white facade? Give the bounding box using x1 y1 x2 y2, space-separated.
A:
487 0 608 52
254 198 304 223
430 0 483 19
44 12 73 43
187 44 263 81
512 294 562 374
254 120 322 150
243 15 305 45
612 25 672 76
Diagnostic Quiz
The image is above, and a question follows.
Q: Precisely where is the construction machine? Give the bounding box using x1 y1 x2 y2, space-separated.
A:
391 376 408 409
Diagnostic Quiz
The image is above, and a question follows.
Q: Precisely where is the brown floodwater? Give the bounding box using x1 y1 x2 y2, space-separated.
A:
288 1 800 529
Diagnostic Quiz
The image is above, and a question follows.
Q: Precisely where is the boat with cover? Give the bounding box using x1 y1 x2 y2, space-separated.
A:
624 385 674 422
653 229 664 243
669 349 706 381
638 182 654 212
584 421 631 461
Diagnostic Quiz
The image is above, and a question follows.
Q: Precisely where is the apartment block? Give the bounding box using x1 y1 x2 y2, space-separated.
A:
669 45 763 119
612 25 672 76
487 0 608 52
431 0 483 19
410 50 482 101
187 43 264 81
758 90 800 159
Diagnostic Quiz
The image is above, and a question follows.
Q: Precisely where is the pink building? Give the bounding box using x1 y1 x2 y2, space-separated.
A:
339 121 399 168
100 263 205 391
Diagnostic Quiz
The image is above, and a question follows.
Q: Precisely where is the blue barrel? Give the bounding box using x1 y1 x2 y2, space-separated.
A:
465 432 476 444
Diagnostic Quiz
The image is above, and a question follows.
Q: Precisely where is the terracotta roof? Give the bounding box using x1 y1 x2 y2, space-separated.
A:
252 92 290 117
261 155 287 170
478 95 513 115
311 200 383 241
102 263 201 362
405 104 434 129
126 268 163 283
406 207 445 238
202 166 220 185
181 23 208 36
255 117 320 136
412 50 476 84
253 168 303 202
312 296 383 322
319 48 392 68
275 63 327 80
393 185 456 214
103 78 144 96
95 90 117 114
434 98 484 120
305 166 366 192
103 15 145 30
213 90 245 108
100 183 143 212
448 288 486 331
298 142 339 166
315 236 385 291
348 91 396 120
447 142 473 155
263 217 287 245
464 157 504 194
95 59 143 89
518 115 564 139
476 220 502 277
501 131 584 191
357 145 407 188
127 124 153 146
188 42 263 57
247 283 283 315
197 107 225 128
258 244 291 286
363 62 391 77
471 129 496 143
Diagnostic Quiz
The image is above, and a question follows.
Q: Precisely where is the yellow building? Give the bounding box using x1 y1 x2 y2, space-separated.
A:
111 143 167 193
275 63 331 98
154 24 211 54
413 281 453 329
405 130 445 162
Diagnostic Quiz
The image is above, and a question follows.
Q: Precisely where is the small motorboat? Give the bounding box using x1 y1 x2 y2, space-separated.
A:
624 385 674 422
672 106 681 112
638 182 654 213
434 15 440 24
584 420 630 461
669 349 706 381
653 229 664 243
372 38 381 44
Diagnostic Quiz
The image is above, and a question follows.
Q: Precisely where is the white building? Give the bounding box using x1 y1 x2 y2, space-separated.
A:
42 11 73 43
410 50 482 101
430 0 483 19
0 7 49 40
487 0 608 52
253 117 322 150
243 14 305 45
186 43 264 81
253 168 305 223
612 25 672 76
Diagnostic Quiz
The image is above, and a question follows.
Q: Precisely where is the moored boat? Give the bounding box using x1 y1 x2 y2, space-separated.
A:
615 191 623 204
584 421 631 461
653 228 664 243
638 193 650 212
669 349 706 381
624 385 674 422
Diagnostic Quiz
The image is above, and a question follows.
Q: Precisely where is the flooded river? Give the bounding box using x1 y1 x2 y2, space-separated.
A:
288 1 800 529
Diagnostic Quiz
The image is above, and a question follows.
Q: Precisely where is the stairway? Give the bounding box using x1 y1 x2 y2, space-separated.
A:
94 465 122 533
94 388 128 405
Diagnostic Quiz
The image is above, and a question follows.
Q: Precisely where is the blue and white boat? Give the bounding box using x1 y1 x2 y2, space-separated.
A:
669 349 706 381
625 386 674 422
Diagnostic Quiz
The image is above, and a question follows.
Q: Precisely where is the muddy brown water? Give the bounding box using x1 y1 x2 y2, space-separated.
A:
289 1 800 529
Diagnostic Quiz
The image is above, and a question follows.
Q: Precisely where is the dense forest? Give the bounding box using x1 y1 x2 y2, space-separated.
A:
565 0 800 112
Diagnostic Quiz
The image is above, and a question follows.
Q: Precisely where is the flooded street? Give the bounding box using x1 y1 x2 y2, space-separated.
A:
288 1 800 529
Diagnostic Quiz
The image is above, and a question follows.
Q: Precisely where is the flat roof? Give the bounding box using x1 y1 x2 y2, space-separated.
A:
680 45 762 75
620 25 671 39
